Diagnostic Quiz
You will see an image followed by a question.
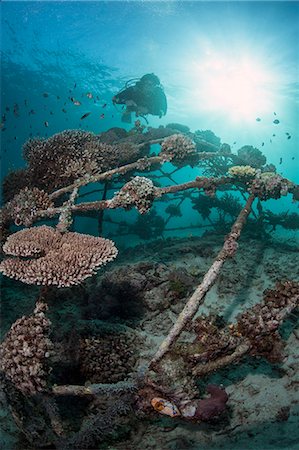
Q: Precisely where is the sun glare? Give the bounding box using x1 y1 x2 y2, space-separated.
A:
190 54 275 122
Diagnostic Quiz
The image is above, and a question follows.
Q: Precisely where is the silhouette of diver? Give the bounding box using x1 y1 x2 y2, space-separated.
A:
112 73 167 123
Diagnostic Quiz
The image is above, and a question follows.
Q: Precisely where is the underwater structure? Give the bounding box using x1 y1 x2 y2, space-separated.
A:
0 123 298 449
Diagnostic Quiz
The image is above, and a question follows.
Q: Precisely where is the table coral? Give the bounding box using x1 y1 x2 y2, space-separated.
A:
0 225 118 287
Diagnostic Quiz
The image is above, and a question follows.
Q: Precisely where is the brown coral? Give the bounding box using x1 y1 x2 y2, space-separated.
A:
0 225 118 287
249 171 293 200
79 333 138 383
109 176 156 214
0 301 53 394
19 129 150 195
160 134 198 167
2 187 54 227
236 280 299 360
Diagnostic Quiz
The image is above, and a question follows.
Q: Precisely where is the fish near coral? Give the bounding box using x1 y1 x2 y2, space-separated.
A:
151 397 181 417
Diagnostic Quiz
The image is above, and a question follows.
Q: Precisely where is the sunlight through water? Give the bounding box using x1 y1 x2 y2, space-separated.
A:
189 53 276 122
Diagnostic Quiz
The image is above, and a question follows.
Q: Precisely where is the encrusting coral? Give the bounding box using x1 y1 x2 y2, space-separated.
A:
108 176 156 214
79 333 138 383
0 225 118 287
0 301 53 395
160 133 198 166
228 165 257 180
249 171 292 200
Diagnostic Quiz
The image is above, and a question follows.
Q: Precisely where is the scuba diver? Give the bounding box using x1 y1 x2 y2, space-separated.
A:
112 73 167 123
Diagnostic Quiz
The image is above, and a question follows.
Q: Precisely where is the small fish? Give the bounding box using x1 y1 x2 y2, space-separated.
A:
62 108 67 113
292 156 295 160
86 92 93 99
43 92 49 97
44 121 49 127
272 134 276 137
13 104 19 117
96 96 100 100
274 112 277 115
270 139 272 143
279 157 282 164
50 111 54 115
100 113 105 119
102 103 107 108
24 100 28 107
261 142 264 146
29 109 35 115
285 132 290 135
2 114 6 122
273 119 280 124
57 95 60 100
64 102 67 106
80 112 91 120
256 117 261 122
5 106 10 112
14 136 17 140
74 83 77 89
70 97 81 106
287 135 291 139
233 141 236 145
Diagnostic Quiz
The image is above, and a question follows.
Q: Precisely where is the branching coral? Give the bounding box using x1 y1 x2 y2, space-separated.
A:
16 129 149 195
236 280 299 361
165 203 183 217
194 129 221 151
0 225 118 287
189 280 299 376
131 209 165 239
264 210 299 231
2 187 54 227
237 145 267 168
0 301 53 394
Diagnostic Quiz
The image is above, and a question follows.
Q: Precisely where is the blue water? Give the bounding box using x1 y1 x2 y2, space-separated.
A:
1 1 298 232
1 3 299 449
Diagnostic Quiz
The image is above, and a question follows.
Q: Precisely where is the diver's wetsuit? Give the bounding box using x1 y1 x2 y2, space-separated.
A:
113 74 167 122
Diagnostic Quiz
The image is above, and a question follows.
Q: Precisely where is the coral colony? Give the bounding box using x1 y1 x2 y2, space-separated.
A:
0 123 298 448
